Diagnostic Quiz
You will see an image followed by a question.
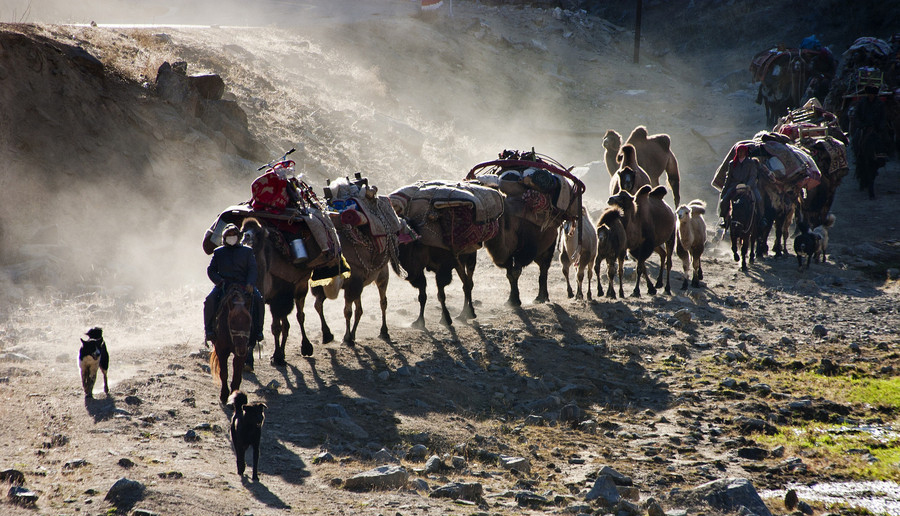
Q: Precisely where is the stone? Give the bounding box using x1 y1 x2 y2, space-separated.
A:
429 481 483 501
64 458 88 469
313 451 335 464
500 455 530 473
674 308 692 324
451 456 467 469
0 469 25 485
188 74 225 100
887 268 900 280
784 488 798 510
105 478 145 505
132 509 161 516
372 448 396 465
598 465 633 486
812 324 828 337
124 395 143 405
7 486 38 505
674 477 772 516
515 490 550 507
585 474 620 506
407 444 428 461
118 458 135 468
647 500 665 516
323 403 349 419
424 455 445 473
737 447 769 460
798 500 814 514
343 465 408 491
183 430 200 442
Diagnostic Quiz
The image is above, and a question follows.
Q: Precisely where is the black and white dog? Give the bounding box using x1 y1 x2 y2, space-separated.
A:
228 390 267 482
794 214 836 270
79 327 109 398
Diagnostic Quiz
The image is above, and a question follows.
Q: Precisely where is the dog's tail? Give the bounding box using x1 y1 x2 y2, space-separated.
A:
824 213 836 228
227 390 248 413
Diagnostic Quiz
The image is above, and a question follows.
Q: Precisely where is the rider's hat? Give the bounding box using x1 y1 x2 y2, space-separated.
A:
223 224 240 237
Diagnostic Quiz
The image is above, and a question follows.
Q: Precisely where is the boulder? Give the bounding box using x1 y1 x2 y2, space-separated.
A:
429 482 483 501
673 477 772 516
188 74 225 100
105 477 145 505
343 465 408 491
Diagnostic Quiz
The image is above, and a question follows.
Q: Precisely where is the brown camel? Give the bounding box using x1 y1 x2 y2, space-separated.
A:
311 183 404 346
607 185 675 297
675 200 707 290
560 208 597 301
603 126 682 206
593 206 628 299
609 144 652 197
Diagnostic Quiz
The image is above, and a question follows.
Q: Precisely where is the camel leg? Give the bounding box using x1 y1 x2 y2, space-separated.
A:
506 267 522 307
295 283 313 358
692 251 702 288
664 239 674 295
271 316 288 366
377 268 390 340
436 265 453 327
632 261 643 298
312 287 334 345
343 277 365 346
575 262 586 300
534 249 553 304
561 252 574 298
644 263 657 296
585 261 593 301
654 246 666 289
455 253 477 321
410 272 427 330
595 258 604 298
605 258 616 299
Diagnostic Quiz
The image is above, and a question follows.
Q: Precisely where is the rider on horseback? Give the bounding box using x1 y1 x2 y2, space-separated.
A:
204 224 265 345
718 145 767 229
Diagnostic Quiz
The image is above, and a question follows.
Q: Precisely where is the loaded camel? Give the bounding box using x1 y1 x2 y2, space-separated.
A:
311 177 404 345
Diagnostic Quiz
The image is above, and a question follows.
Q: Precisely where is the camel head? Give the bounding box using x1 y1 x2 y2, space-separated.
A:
676 205 691 221
607 190 635 215
619 166 637 192
602 130 621 153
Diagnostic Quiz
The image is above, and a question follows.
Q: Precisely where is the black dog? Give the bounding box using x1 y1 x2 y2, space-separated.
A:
794 214 835 270
79 327 109 398
227 390 267 481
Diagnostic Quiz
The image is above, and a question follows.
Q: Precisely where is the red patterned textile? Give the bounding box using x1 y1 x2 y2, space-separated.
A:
440 205 499 251
523 189 551 213
251 171 290 212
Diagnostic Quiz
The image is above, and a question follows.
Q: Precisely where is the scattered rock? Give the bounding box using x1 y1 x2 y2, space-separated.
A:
0 469 25 485
429 481 483 502
343 465 408 491
586 474 620 506
784 488 798 510
312 451 335 464
132 509 161 516
105 478 145 505
183 430 200 442
64 458 89 469
424 455 445 473
118 458 135 469
812 324 828 337
7 485 38 506
372 448 396 465
407 444 428 461
500 455 530 473
672 477 772 516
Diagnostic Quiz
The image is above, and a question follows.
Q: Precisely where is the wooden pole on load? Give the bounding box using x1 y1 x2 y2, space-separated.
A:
633 0 643 64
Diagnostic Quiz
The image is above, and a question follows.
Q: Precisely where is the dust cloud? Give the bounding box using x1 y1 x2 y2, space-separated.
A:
1 0 758 303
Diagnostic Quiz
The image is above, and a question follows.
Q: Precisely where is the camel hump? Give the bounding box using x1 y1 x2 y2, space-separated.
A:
649 133 672 152
628 126 648 141
687 199 706 215
649 185 668 198
636 184 653 197
241 217 262 231
597 206 624 226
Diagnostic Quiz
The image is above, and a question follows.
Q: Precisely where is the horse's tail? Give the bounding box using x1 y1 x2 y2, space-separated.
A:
209 350 220 379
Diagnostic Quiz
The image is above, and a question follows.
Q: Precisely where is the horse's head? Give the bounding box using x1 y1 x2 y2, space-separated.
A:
223 286 252 358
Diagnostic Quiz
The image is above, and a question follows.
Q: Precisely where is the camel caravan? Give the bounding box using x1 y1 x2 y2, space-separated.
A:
200 98 859 402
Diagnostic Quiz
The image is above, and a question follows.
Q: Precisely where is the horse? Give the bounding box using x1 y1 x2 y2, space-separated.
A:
560 208 597 301
728 185 758 271
593 206 628 299
608 185 675 297
209 284 253 404
240 218 316 364
675 200 707 289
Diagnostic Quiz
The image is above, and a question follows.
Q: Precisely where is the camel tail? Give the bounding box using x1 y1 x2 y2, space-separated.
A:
209 350 221 379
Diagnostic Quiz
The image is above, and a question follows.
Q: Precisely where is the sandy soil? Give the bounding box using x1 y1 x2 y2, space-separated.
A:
1 1 899 515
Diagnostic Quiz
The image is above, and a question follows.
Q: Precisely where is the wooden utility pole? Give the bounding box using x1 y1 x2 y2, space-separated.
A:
633 0 643 64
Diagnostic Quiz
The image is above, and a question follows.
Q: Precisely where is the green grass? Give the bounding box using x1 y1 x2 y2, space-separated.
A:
755 422 900 481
